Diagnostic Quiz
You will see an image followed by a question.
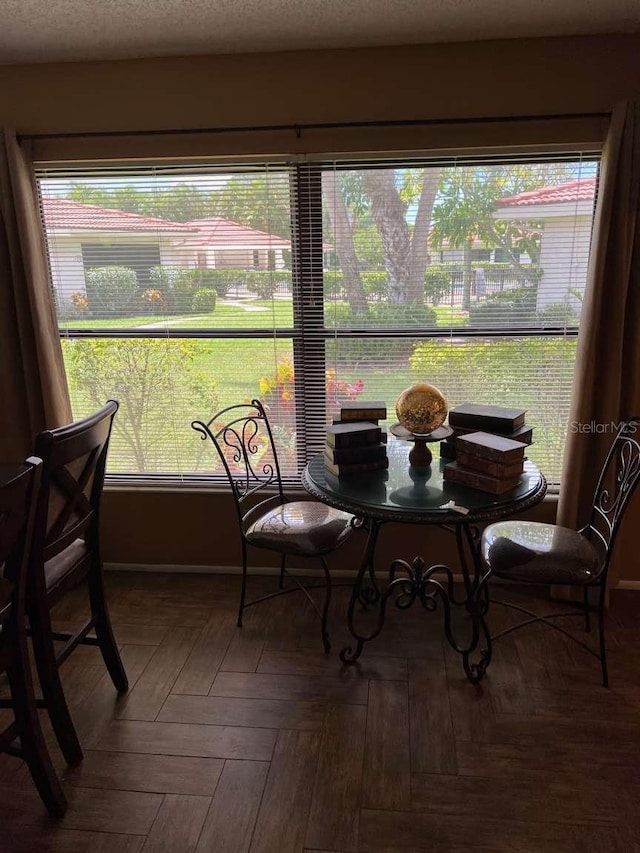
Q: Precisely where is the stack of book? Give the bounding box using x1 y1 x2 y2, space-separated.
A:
443 431 527 494
324 401 388 476
441 404 533 460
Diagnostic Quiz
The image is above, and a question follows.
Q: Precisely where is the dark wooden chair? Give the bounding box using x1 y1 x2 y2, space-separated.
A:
481 416 640 686
0 458 67 817
28 400 128 766
193 399 355 652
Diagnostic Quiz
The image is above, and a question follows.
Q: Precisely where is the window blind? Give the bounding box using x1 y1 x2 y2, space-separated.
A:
36 150 599 484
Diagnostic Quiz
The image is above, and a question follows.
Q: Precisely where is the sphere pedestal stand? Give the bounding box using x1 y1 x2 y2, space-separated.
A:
409 437 433 468
390 424 453 470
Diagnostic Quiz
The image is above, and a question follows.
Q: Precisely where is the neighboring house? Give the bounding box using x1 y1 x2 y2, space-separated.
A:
42 198 198 306
494 177 597 310
42 197 291 309
174 218 290 271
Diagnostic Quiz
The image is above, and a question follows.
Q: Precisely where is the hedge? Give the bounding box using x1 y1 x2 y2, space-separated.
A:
85 267 138 317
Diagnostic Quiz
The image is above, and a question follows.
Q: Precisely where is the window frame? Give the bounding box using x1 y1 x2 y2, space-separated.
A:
36 149 601 487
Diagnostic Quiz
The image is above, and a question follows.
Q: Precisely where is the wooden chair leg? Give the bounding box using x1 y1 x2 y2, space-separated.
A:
583 587 591 632
88 558 128 693
7 657 67 818
29 601 83 767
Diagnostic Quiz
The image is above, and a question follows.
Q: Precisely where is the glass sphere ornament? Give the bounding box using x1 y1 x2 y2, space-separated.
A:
395 383 448 436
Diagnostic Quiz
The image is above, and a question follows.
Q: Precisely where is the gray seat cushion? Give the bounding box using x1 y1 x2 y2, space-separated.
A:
481 520 600 585
44 539 88 590
2 539 88 592
246 501 354 557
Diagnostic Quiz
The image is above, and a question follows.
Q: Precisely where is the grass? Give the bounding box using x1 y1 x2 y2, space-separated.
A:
59 300 294 331
192 339 294 412
59 299 467 332
432 305 469 326
61 295 570 482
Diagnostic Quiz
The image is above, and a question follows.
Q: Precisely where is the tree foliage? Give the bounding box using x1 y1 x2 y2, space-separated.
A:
430 163 578 309
63 339 218 472
67 173 291 234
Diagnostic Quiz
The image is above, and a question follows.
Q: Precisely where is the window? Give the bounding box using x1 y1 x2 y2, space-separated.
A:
37 153 599 485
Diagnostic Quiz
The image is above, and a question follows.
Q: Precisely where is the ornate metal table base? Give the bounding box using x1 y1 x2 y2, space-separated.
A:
339 520 493 684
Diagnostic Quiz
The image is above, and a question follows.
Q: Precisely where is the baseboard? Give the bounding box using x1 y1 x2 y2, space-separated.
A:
104 562 640 590
104 562 362 578
104 561 467 582
615 580 640 590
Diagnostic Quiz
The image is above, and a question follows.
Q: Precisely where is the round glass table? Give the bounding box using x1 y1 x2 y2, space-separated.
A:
302 437 547 682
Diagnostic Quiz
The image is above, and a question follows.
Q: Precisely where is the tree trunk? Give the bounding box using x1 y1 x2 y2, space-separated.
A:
361 170 412 304
462 239 473 312
322 172 367 315
408 168 440 307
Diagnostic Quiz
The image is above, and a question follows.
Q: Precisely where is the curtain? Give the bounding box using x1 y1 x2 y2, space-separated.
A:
0 129 71 463
558 102 640 587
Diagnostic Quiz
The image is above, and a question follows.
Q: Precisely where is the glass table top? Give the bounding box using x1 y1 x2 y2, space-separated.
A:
302 437 547 524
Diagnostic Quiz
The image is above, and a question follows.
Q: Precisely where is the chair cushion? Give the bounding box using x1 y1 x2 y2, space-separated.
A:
44 539 88 590
481 521 601 585
245 501 354 557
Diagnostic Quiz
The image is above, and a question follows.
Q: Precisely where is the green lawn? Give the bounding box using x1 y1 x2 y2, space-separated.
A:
432 306 469 326
59 299 466 332
59 300 294 330
61 296 571 482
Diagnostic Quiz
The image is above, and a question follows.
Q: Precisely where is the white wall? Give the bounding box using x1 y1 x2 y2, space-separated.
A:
537 216 592 311
48 235 86 310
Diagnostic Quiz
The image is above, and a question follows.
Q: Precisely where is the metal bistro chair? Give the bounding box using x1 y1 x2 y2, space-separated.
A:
28 401 128 767
193 400 355 652
481 416 640 686
0 458 67 817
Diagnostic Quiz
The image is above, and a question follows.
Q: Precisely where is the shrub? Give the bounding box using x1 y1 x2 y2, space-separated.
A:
536 299 580 327
179 269 232 298
259 357 363 434
191 288 217 313
424 265 452 305
85 267 138 318
323 270 345 300
149 266 191 313
468 286 537 327
324 301 438 365
361 271 388 301
70 291 88 311
245 270 292 299
63 338 219 472
198 270 237 298
150 266 236 310
140 288 167 315
245 271 276 299
409 336 578 476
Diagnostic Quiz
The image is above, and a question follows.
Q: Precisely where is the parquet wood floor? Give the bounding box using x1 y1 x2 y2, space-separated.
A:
1 571 640 852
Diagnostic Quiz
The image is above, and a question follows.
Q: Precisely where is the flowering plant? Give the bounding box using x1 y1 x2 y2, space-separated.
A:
141 288 167 314
259 357 364 434
70 291 88 312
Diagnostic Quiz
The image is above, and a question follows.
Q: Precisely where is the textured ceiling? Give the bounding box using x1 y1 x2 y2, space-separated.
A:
0 0 639 65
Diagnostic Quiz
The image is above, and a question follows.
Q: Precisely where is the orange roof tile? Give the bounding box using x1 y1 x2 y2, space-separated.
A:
181 218 291 248
497 177 597 207
41 197 197 233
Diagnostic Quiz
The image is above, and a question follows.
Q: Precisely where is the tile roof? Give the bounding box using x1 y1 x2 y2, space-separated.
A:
41 197 197 233
181 218 291 248
497 177 597 207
